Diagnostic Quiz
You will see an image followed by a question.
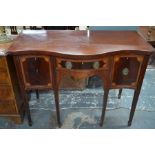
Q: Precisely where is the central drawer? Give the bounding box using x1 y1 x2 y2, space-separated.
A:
56 57 110 83
56 57 109 70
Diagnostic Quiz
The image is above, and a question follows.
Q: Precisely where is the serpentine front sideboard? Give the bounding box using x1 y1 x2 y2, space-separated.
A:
7 30 155 127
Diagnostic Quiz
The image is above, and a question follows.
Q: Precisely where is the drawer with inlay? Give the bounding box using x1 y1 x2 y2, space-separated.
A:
56 57 110 70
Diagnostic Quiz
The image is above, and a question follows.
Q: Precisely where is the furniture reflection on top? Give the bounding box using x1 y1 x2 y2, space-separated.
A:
9 26 78 35
8 30 155 127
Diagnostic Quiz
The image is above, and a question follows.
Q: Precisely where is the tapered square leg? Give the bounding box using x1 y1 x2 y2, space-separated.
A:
25 92 32 126
100 89 109 127
118 89 123 99
52 58 62 128
27 104 32 126
128 89 141 126
54 89 61 128
36 90 39 99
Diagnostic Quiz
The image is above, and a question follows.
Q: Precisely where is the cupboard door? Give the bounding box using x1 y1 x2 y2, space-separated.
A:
19 56 52 89
111 55 144 88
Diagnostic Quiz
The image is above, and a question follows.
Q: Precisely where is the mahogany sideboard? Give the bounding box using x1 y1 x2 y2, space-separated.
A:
7 30 155 127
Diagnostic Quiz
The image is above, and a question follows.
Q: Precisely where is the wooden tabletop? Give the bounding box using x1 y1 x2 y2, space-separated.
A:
0 42 13 56
138 26 155 45
8 30 155 57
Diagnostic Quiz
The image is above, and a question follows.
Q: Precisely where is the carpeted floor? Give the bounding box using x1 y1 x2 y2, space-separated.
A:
29 68 155 112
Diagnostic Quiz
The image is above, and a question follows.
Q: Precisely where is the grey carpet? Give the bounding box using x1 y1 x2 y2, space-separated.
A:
29 68 155 112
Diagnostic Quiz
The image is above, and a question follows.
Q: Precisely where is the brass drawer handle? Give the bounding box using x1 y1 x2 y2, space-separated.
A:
65 61 72 69
93 61 100 69
122 68 129 76
58 59 107 70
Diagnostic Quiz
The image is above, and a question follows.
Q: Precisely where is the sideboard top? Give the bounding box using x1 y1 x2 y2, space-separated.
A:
8 30 155 56
0 42 13 56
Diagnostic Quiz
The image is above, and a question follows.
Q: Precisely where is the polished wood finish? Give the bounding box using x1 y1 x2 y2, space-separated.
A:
128 55 150 126
8 30 154 56
19 55 52 90
8 30 155 127
138 26 155 46
138 26 155 64
0 56 24 123
0 43 24 123
111 55 144 88
13 56 32 126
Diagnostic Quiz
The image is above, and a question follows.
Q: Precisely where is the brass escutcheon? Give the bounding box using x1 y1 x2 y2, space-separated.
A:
65 61 72 69
122 67 129 76
93 61 100 69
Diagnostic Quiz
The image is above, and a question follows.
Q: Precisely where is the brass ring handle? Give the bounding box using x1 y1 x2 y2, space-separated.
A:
93 61 100 69
65 61 72 69
122 67 129 76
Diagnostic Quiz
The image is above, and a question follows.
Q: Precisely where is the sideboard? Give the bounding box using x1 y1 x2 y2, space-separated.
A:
6 30 155 127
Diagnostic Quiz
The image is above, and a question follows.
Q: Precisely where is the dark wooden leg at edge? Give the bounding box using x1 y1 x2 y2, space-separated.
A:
100 89 109 127
27 102 32 126
25 92 32 126
128 89 141 126
54 89 61 128
52 58 61 128
118 89 122 99
36 90 39 99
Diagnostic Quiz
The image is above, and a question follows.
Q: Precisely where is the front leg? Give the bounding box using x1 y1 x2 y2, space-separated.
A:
128 88 141 126
52 58 62 128
53 70 62 128
100 88 109 126
53 86 61 128
118 89 123 99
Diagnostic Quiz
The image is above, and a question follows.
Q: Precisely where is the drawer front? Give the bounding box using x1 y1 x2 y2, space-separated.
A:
0 100 17 114
0 57 7 70
111 55 144 87
0 70 10 84
56 57 110 84
19 55 52 89
56 57 109 70
0 85 14 100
